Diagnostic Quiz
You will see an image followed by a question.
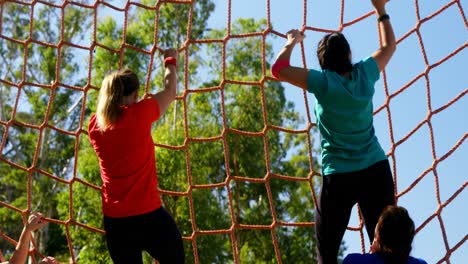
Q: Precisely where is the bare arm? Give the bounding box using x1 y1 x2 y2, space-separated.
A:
153 48 177 115
272 29 309 90
371 0 396 71
9 213 47 264
39 256 58 264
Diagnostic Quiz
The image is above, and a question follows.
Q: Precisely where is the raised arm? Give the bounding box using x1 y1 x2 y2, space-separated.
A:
271 29 309 89
153 48 178 115
8 212 48 264
371 0 396 71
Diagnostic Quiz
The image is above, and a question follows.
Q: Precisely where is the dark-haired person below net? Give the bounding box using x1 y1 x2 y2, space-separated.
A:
271 1 396 263
88 49 184 264
343 206 428 264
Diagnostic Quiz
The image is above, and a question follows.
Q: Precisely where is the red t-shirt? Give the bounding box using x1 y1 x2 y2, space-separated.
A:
88 98 161 218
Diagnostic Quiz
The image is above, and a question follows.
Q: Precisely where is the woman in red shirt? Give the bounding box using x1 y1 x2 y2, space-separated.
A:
88 49 184 263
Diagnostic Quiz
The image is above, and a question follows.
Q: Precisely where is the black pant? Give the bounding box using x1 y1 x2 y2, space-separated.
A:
315 159 395 264
104 207 185 264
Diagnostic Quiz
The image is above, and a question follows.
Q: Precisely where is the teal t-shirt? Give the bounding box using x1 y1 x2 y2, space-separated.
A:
307 56 387 175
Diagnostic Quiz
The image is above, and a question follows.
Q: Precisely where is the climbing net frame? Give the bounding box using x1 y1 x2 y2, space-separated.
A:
0 0 467 263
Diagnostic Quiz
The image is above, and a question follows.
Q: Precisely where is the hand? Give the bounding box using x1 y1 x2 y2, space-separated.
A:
286 29 305 45
163 48 177 59
39 256 58 264
25 212 48 232
371 0 386 13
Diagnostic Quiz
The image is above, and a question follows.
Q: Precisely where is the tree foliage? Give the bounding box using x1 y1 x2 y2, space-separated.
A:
0 1 92 261
0 1 331 263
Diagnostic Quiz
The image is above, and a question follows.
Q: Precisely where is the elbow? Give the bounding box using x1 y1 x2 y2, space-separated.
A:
168 79 177 100
270 70 280 80
164 74 177 99
271 60 290 79
170 86 177 99
381 44 396 58
165 82 177 100
386 42 397 54
270 62 280 79
389 43 396 54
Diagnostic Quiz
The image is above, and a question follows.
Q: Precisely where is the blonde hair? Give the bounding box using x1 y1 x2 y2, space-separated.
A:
96 69 139 130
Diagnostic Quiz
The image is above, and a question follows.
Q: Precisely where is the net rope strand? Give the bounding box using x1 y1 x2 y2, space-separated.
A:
0 0 466 263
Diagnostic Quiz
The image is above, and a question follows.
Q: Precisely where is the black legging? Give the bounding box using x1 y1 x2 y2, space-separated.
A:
104 207 185 264
315 159 395 264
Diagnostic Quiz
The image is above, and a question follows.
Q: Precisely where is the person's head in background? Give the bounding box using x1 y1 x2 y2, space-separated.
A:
96 69 140 130
371 205 416 264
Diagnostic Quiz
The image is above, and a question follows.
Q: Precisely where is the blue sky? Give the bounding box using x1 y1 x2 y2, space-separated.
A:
205 0 467 262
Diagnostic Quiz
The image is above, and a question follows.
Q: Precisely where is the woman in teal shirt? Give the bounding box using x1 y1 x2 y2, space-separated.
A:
271 0 396 263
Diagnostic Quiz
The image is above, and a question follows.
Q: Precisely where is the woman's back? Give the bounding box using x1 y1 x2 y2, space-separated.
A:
89 98 161 218
308 56 386 175
270 2 397 263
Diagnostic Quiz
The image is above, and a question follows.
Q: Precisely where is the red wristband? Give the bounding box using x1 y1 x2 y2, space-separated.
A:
271 60 290 79
164 57 177 67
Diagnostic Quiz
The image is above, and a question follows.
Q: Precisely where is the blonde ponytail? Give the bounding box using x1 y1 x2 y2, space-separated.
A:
96 69 139 130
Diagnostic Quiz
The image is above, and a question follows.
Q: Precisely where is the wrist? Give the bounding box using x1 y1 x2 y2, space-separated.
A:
271 59 290 79
378 14 390 22
286 39 299 46
164 57 177 67
25 225 35 232
375 7 387 17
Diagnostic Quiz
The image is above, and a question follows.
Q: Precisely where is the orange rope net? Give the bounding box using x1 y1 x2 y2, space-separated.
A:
0 0 466 263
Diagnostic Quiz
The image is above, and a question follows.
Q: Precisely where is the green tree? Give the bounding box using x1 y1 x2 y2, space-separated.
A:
0 1 92 261
169 18 320 263
149 16 323 263
1 1 340 263
62 0 216 263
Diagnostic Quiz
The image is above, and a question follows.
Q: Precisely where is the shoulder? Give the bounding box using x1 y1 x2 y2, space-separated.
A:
88 114 98 134
133 97 159 111
355 56 378 66
343 253 382 264
128 97 160 115
307 69 328 96
408 256 428 264
354 56 380 83
89 113 96 124
354 57 378 72
131 97 161 123
344 253 366 262
343 253 364 261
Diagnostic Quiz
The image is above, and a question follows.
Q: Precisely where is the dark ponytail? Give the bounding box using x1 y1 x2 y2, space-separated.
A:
317 32 353 74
